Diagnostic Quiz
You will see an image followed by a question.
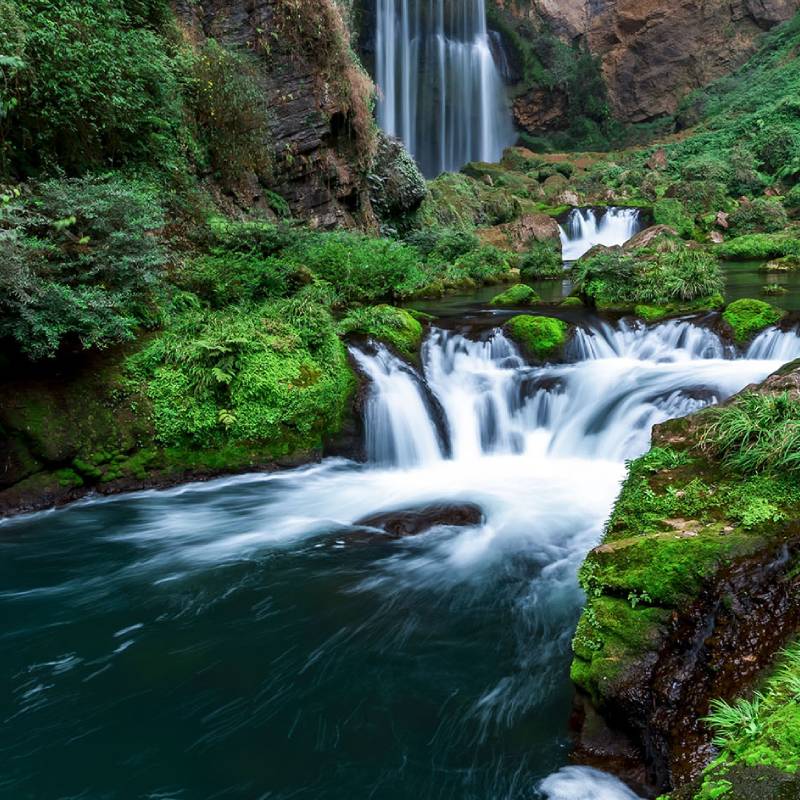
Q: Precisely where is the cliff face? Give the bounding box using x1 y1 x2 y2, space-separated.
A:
174 0 377 229
495 0 800 123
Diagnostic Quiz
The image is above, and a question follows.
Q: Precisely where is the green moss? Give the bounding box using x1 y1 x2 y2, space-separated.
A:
760 256 800 273
505 315 568 361
338 305 424 360
634 294 725 321
722 298 785 344
489 284 540 307
716 234 800 262
560 296 584 308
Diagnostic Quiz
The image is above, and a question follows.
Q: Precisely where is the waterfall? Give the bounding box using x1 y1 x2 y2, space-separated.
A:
375 0 516 177
559 208 645 261
353 322 800 468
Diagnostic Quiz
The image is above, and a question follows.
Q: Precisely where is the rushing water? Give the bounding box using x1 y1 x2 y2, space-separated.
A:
559 208 645 261
2 320 800 799
375 0 515 177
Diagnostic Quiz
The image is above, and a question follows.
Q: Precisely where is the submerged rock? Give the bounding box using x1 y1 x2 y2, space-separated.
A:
354 503 484 538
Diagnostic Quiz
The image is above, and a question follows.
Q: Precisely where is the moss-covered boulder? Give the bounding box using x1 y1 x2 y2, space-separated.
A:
489 284 540 307
369 132 427 223
760 255 800 273
504 315 568 361
571 364 800 795
722 298 785 344
338 305 424 361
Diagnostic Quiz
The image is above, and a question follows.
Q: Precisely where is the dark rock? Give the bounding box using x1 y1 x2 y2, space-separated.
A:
354 503 485 538
368 132 427 223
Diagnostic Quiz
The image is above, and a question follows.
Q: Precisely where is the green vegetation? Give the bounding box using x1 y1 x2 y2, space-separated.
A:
504 315 568 361
722 298 785 344
716 234 800 261
520 241 563 280
490 284 540 307
572 238 724 312
338 305 423 360
693 641 800 799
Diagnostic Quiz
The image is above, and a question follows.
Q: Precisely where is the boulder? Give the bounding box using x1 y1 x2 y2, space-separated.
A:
622 225 679 251
368 131 427 221
354 503 484 538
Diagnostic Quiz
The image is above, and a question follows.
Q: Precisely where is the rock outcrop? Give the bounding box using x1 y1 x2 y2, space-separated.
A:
174 0 378 228
494 0 800 123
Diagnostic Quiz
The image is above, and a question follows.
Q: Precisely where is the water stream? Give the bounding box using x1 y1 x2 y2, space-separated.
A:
374 0 515 177
559 208 645 261
2 320 799 799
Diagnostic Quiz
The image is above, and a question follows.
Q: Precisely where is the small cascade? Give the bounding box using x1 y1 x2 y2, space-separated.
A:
746 326 800 361
349 344 443 467
352 322 800 469
559 208 644 261
374 0 515 177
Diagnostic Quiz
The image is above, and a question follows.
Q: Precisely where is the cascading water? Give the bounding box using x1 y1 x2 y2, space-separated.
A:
3 319 800 800
559 208 645 261
375 0 516 177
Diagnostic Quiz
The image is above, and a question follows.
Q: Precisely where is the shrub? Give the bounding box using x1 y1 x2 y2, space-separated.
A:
338 305 423 359
520 241 563 280
505 315 568 361
680 153 732 186
702 391 800 475
672 180 729 214
728 199 789 235
722 298 784 344
0 175 166 358
450 245 514 284
405 226 480 262
653 198 695 238
754 123 800 176
7 0 183 175
716 233 800 261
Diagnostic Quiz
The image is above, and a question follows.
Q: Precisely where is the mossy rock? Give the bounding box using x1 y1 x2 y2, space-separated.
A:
338 305 424 361
560 296 584 308
633 293 725 322
722 298 785 344
760 255 800 273
504 315 568 361
490 284 540 307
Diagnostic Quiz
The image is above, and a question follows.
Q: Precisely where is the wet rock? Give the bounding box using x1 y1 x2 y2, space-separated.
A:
368 132 427 224
622 225 679 251
354 503 485 538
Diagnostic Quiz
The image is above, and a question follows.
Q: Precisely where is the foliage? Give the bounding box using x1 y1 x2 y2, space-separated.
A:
505 315 567 361
489 284 540 307
0 175 166 358
728 199 789 236
722 298 784 344
338 305 423 360
701 391 800 475
6 0 184 176
716 233 800 261
405 226 480 262
520 241 563 280
653 198 695 238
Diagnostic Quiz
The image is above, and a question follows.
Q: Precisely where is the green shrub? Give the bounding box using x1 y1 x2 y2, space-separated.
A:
728 198 789 235
6 0 184 175
653 198 695 238
520 241 563 280
128 298 354 447
672 180 729 214
680 153 732 186
716 233 800 261
0 175 166 358
722 298 785 344
505 315 568 361
405 226 480 262
755 123 800 176
489 284 540 307
338 305 423 360
702 391 800 475
450 245 514 284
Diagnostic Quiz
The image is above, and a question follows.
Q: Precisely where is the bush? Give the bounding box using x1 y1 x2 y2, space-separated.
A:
653 198 695 238
702 391 800 475
520 241 563 280
0 175 166 358
338 305 423 359
722 298 784 344
450 245 514 284
754 124 800 176
405 226 480 262
128 298 354 447
728 199 789 235
716 233 800 261
7 0 183 175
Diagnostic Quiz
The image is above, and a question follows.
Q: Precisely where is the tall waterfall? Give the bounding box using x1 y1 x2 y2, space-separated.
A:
375 0 516 177
559 208 645 261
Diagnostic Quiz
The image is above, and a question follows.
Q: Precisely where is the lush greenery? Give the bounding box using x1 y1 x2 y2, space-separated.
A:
520 241 563 280
504 315 568 360
490 284 540 307
722 298 785 344
338 305 424 360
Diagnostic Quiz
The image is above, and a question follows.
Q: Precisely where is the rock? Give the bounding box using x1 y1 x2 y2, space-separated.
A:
354 503 485 538
646 149 668 171
512 87 570 133
710 231 725 244
559 190 581 207
477 213 562 254
715 211 731 229
368 131 427 222
623 225 679 251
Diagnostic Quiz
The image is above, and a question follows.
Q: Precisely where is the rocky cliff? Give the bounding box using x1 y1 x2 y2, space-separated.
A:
494 0 800 124
174 0 378 228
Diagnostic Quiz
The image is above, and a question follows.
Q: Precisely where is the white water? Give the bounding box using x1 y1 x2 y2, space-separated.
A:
540 766 643 800
559 208 645 261
375 0 515 177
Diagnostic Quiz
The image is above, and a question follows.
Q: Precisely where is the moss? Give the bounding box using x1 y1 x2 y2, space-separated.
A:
722 298 785 344
338 304 424 360
760 256 800 273
504 315 568 361
489 284 540 307
560 296 584 308
634 294 725 322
